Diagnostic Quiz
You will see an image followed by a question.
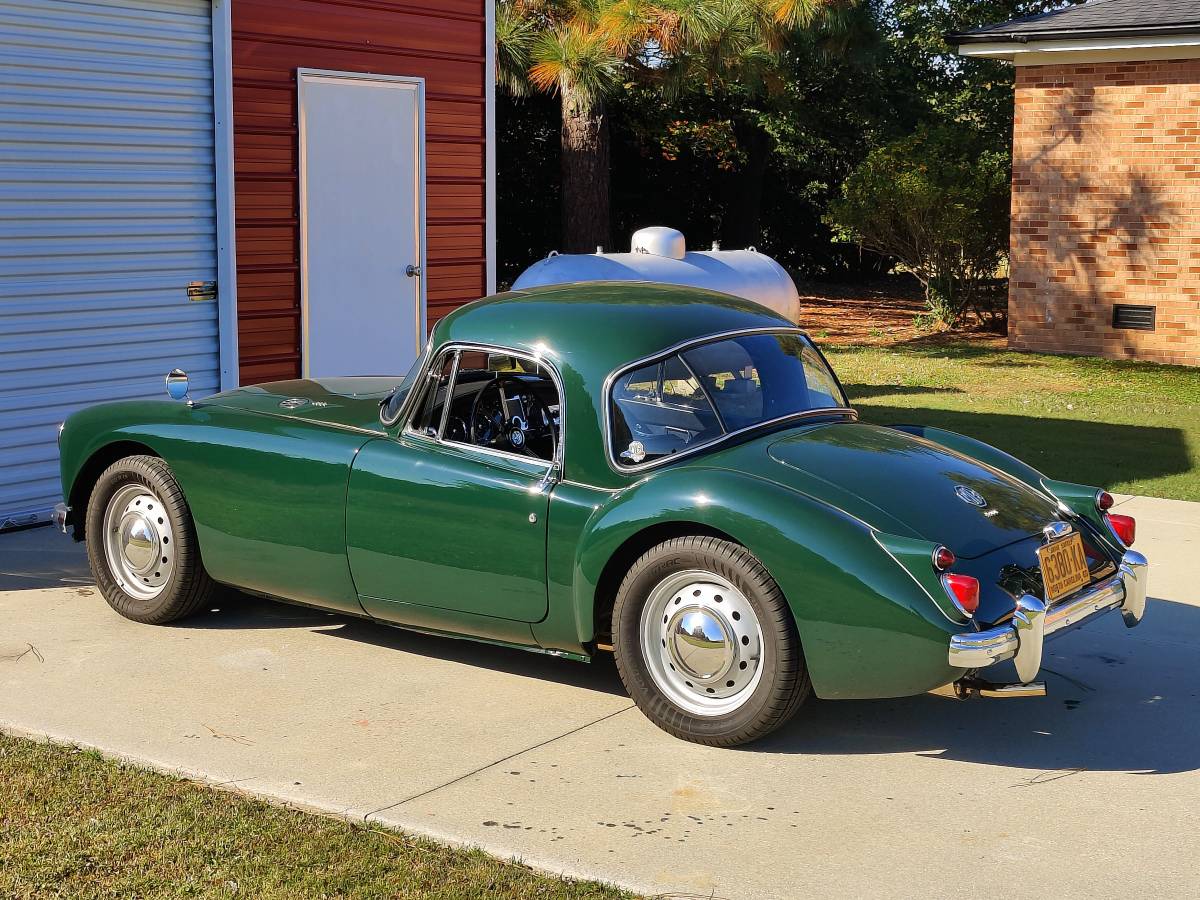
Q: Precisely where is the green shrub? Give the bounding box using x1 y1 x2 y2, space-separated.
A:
826 124 1010 327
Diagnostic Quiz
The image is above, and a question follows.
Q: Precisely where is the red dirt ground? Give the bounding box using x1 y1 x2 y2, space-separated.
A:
796 279 1006 349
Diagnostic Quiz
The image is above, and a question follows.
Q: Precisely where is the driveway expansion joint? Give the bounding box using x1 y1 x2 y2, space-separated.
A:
361 704 637 821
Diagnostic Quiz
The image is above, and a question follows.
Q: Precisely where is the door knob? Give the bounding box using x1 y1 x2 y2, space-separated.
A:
405 264 421 278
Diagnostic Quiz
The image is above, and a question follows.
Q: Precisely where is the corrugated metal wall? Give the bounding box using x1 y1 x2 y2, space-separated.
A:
0 0 220 528
232 0 488 384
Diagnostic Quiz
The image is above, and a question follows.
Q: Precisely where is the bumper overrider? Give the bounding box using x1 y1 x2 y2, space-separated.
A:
948 550 1148 684
53 502 70 534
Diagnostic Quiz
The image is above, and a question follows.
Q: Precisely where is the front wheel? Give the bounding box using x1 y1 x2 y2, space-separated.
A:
612 536 811 746
85 455 217 624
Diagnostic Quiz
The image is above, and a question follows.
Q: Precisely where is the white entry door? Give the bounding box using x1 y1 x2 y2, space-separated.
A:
298 70 424 378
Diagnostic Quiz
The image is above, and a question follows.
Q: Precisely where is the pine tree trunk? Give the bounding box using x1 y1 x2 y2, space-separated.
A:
560 86 611 253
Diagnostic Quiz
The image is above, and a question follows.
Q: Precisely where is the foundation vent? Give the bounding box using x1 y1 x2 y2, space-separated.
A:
1112 304 1156 331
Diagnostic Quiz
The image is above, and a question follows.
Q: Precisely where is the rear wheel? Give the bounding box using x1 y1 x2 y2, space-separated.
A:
612 536 811 746
85 455 216 624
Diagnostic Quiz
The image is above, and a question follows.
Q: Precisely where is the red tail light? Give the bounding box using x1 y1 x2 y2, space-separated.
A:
1106 513 1136 547
1096 490 1115 512
941 573 980 617
932 545 956 571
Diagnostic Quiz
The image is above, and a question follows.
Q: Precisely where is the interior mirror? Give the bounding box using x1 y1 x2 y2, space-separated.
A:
165 369 190 402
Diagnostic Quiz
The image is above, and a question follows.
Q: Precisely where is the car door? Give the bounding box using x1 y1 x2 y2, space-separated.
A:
345 347 559 624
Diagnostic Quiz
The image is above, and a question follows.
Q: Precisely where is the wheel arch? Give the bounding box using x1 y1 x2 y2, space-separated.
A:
66 440 160 539
592 521 741 646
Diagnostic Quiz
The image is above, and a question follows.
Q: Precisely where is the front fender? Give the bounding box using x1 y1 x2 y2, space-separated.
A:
571 468 965 699
58 400 186 517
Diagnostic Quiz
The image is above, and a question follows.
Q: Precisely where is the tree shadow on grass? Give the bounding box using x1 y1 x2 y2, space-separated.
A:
844 384 965 402
855 404 1191 488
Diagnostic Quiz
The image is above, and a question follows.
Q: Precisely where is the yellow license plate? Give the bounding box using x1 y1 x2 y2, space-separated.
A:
1037 533 1091 602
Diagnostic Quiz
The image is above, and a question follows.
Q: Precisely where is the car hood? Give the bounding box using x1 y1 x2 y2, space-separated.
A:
752 422 1060 557
203 377 397 432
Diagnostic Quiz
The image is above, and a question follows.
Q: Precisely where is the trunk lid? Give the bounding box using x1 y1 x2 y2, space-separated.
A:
204 377 396 432
762 422 1061 557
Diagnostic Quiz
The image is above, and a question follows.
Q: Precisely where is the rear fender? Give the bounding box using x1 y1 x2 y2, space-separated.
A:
574 468 964 699
887 425 1124 561
889 424 1048 491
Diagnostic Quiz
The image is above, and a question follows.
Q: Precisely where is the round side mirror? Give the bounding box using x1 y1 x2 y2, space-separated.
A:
165 369 190 402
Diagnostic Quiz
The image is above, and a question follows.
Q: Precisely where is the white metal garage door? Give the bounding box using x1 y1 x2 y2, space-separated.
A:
0 0 220 528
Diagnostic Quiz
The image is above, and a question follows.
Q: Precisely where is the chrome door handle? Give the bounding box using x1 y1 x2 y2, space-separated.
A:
405 264 421 278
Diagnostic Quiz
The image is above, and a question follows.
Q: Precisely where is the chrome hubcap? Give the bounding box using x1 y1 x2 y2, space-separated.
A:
667 608 732 680
102 484 175 600
640 570 764 717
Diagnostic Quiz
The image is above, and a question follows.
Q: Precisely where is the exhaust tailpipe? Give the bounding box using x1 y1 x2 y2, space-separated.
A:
954 678 1047 700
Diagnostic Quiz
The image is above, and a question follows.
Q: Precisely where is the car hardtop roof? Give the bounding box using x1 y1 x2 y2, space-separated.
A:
430 281 798 381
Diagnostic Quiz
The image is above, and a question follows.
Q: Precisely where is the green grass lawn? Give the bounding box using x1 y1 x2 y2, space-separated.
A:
825 341 1200 501
0 734 635 900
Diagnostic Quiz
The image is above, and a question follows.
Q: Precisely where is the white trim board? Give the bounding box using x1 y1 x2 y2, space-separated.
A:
485 0 497 295
211 0 239 391
960 33 1200 65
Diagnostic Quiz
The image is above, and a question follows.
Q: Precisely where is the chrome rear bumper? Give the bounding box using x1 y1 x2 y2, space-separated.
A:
948 550 1148 683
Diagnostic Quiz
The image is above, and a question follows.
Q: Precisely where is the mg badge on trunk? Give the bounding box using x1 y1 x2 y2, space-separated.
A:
955 485 988 508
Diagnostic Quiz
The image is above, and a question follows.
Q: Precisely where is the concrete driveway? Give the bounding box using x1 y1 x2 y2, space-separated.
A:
2 494 1198 899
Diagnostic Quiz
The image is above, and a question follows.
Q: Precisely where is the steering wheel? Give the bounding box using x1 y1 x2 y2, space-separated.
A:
468 374 555 457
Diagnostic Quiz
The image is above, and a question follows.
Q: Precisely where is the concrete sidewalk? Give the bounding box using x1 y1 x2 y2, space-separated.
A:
2 495 1198 899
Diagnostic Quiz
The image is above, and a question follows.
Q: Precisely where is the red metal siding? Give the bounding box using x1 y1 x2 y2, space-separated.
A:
232 0 488 384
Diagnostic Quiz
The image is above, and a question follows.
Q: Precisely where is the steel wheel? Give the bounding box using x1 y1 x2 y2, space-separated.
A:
639 569 765 717
100 483 176 601
613 536 811 746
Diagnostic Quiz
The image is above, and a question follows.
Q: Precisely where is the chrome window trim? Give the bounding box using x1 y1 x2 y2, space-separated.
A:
379 336 435 427
402 345 457 440
401 340 565 474
603 327 857 475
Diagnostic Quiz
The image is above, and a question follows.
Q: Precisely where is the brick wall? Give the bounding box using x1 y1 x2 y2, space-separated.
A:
1010 58 1200 366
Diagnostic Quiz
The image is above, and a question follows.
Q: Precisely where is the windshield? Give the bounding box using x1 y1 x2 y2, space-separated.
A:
380 345 430 423
609 332 848 466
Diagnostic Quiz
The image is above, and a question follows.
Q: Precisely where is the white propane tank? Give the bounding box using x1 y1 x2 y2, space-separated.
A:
511 227 801 322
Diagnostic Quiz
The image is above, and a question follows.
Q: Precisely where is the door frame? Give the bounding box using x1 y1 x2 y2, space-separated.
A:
398 341 567 481
296 68 427 377
212 0 239 391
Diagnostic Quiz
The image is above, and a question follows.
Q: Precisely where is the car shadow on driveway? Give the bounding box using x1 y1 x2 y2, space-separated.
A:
175 593 1197 768
753 596 1199 775
317 613 630 698
171 592 631 698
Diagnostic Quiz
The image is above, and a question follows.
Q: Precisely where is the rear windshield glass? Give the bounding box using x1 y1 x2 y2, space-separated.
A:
610 332 846 466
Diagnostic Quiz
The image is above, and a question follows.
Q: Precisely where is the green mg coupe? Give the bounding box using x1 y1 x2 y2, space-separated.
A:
54 283 1149 746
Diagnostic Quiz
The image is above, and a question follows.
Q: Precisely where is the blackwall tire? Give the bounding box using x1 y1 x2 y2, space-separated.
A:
612 536 811 747
85 455 216 624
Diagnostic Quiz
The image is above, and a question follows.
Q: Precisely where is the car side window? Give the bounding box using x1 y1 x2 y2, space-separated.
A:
408 347 562 464
610 355 722 465
443 352 561 463
411 352 456 437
